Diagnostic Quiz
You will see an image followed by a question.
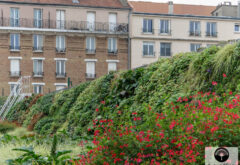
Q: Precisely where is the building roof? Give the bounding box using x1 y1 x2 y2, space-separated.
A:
0 0 130 9
129 1 216 16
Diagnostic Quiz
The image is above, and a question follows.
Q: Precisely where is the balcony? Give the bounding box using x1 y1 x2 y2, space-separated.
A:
56 72 67 78
33 46 43 52
33 72 44 77
189 31 201 36
9 71 21 77
9 45 20 52
108 49 118 55
56 48 66 53
0 18 128 33
86 49 96 54
85 73 96 79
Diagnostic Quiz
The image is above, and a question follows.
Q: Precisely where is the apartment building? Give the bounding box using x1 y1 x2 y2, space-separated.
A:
129 1 240 69
0 0 130 95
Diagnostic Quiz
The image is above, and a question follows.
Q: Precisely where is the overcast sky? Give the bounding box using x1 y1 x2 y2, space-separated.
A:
130 0 238 6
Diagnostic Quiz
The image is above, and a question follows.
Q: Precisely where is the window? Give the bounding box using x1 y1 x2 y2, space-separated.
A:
143 42 154 56
206 22 217 37
190 44 201 52
34 9 42 28
143 19 153 33
86 37 96 54
33 60 43 77
33 85 43 94
56 10 65 29
33 35 43 51
10 84 19 95
10 34 20 50
160 43 171 56
86 62 96 78
109 13 117 32
108 38 117 54
235 24 240 32
56 36 65 52
56 85 66 91
87 12 95 31
190 21 201 36
10 8 19 27
108 62 117 73
56 60 66 77
10 60 20 77
160 20 170 34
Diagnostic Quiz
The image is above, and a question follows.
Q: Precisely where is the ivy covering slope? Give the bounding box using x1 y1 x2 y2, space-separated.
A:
6 43 240 137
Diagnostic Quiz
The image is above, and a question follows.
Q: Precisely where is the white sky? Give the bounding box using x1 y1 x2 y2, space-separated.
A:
130 0 238 6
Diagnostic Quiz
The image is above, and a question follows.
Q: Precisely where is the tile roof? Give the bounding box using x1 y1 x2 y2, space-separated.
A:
129 1 216 16
0 0 130 9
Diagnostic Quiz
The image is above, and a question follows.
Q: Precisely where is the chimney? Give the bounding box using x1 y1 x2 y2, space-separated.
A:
238 1 240 18
119 0 129 7
168 1 174 14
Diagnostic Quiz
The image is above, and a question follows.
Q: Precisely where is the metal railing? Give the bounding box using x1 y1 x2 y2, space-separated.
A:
206 32 218 37
0 18 128 33
142 28 154 34
9 45 20 51
33 72 44 77
56 72 67 78
86 49 96 54
33 46 43 52
56 48 66 53
85 73 96 79
108 49 118 55
189 31 201 36
9 71 21 77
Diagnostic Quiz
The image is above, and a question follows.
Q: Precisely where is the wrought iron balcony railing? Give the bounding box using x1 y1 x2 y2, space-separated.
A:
9 45 20 51
0 18 128 33
86 49 96 54
56 72 67 78
9 71 21 77
56 48 66 53
85 73 96 79
189 31 201 36
108 49 118 55
206 32 218 37
33 72 44 77
33 46 43 52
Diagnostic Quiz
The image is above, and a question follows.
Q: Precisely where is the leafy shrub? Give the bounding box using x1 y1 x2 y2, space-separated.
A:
77 90 240 164
0 122 16 134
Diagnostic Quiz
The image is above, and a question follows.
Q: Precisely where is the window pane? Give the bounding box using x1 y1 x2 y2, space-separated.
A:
148 20 152 32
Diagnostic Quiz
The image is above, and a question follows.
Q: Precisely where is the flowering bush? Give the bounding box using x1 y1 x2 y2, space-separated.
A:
76 90 240 164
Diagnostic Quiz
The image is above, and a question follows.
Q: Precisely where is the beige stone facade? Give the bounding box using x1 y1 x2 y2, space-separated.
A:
0 0 130 95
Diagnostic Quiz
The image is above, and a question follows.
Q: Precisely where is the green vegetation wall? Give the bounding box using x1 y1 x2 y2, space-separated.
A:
6 43 240 137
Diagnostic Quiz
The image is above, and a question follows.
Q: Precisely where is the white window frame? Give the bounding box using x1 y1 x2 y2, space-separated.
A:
143 42 155 56
56 36 65 52
10 59 20 77
143 19 153 33
235 24 240 32
206 22 217 37
190 21 201 36
86 37 96 53
160 43 171 57
190 43 202 52
159 19 170 34
106 60 119 73
109 13 117 32
34 9 43 28
10 34 20 51
56 60 66 77
108 38 117 53
33 34 43 51
56 10 65 29
10 8 19 27
32 58 44 77
87 12 95 31
32 83 45 94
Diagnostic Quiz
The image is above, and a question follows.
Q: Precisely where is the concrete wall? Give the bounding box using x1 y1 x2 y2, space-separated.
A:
130 14 240 68
0 3 129 24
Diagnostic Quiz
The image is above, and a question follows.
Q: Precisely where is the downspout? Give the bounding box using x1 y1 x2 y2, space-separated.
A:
128 8 132 70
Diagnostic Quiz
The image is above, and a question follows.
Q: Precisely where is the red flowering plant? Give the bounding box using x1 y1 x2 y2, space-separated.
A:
74 82 240 164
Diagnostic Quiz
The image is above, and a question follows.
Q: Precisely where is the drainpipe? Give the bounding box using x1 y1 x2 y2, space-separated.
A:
128 8 132 70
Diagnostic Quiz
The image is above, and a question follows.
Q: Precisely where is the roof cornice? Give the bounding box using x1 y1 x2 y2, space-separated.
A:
0 0 132 10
